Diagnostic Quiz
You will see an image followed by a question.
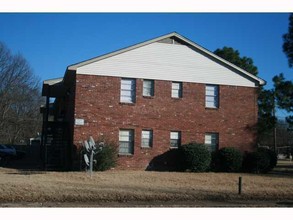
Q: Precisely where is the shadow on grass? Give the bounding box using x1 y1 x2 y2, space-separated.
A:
6 170 46 175
254 160 293 179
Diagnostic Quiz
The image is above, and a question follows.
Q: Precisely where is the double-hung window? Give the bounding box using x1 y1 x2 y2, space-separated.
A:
120 78 136 103
143 80 154 97
141 130 153 148
119 130 134 155
170 131 181 148
205 133 219 152
205 85 219 108
171 82 182 98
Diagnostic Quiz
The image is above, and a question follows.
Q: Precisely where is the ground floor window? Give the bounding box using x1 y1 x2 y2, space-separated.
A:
119 129 134 155
204 133 219 151
170 131 181 148
141 130 153 148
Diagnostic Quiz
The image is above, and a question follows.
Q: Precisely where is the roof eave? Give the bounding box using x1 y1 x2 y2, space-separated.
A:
67 32 178 70
172 33 266 87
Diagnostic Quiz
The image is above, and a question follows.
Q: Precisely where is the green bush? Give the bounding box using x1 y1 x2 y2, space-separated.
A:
211 147 243 172
242 148 277 174
257 147 277 171
94 141 118 171
180 142 211 172
242 151 270 173
147 149 185 171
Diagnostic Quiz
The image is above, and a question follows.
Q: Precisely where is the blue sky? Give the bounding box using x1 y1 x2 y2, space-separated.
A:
0 13 292 117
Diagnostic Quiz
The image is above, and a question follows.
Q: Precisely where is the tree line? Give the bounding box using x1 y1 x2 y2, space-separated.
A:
214 14 293 147
0 42 42 144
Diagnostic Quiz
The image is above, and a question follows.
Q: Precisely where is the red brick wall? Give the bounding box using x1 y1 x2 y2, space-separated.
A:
73 74 258 169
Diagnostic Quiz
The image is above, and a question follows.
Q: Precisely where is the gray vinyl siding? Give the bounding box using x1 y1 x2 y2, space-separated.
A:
77 42 258 87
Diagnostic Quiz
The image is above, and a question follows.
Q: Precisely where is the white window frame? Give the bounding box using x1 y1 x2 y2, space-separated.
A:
171 82 182 98
141 130 153 148
170 131 181 148
205 133 219 152
143 80 154 97
205 85 219 108
119 129 134 155
120 78 136 103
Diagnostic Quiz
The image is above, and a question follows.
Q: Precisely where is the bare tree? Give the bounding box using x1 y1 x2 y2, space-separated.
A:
0 42 42 144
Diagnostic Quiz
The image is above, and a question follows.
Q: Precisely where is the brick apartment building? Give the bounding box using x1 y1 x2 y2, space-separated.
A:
41 32 265 170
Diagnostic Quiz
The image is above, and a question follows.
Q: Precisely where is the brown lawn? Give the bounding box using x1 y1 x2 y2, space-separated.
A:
0 160 292 207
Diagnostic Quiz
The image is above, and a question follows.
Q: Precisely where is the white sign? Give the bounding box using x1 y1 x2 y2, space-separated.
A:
75 118 84 125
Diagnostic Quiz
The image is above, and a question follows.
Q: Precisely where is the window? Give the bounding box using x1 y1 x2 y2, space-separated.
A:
141 130 153 148
205 85 219 108
170 131 181 148
205 133 219 152
119 130 134 155
143 80 154 97
171 82 182 98
120 78 136 103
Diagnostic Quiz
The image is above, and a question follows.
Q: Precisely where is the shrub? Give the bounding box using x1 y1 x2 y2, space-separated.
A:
146 148 185 171
242 151 270 173
93 140 118 171
211 147 243 172
242 147 277 174
257 147 277 171
180 142 211 172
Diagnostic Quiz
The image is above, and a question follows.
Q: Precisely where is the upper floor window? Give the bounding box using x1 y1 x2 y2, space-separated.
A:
120 78 136 103
205 85 219 108
205 133 219 152
119 129 134 155
171 82 182 98
141 130 153 148
143 80 154 97
170 131 181 148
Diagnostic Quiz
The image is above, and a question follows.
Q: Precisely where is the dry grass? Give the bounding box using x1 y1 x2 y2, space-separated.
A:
0 161 292 205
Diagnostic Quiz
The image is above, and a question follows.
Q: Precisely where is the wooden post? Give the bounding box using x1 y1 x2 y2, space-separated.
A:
238 176 242 195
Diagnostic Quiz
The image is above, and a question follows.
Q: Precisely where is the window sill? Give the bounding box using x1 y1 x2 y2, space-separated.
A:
171 97 182 100
141 146 152 149
169 147 179 149
205 107 219 110
142 96 154 99
119 102 135 106
118 153 134 157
